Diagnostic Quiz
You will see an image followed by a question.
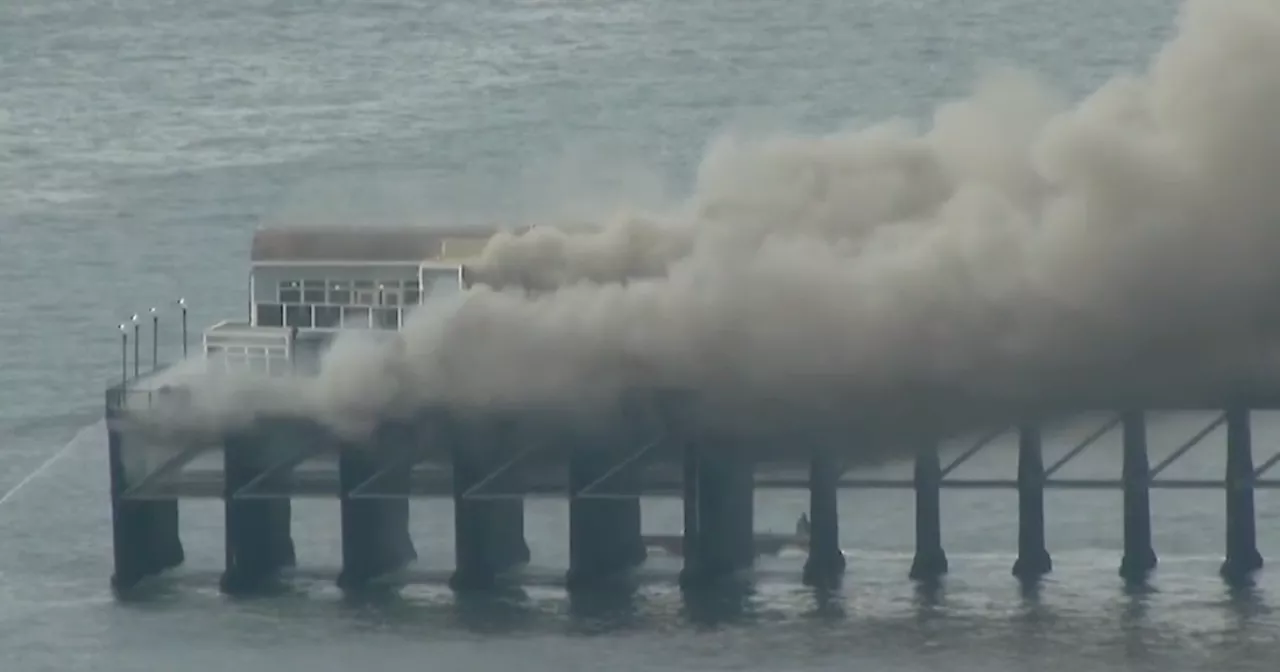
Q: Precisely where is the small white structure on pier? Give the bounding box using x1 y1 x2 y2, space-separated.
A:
202 226 497 374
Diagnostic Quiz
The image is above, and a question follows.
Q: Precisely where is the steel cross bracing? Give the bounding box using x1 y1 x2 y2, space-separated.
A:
831 411 1280 490
344 419 565 501
115 409 1280 499
120 443 215 500
230 443 335 500
572 437 668 499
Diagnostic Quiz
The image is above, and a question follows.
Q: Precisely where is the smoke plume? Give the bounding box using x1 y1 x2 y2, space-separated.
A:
150 0 1280 453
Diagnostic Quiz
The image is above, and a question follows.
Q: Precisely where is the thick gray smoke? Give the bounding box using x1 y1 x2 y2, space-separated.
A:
151 0 1280 450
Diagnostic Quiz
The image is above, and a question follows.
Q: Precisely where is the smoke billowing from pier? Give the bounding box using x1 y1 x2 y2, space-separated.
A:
160 0 1280 451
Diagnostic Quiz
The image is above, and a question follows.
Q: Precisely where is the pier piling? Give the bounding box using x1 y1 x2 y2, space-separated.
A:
1221 407 1263 582
679 440 756 589
802 450 845 588
1119 411 1157 581
566 438 647 589
107 412 185 592
221 430 295 594
1012 424 1052 580
447 420 531 591
909 441 948 581
335 427 418 591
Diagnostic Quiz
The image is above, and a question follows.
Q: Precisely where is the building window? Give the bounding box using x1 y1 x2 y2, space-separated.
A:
285 304 313 328
256 303 284 327
342 306 370 329
404 280 421 305
207 345 289 375
279 280 301 303
314 305 341 328
379 284 400 306
303 279 326 303
373 307 400 330
328 281 352 305
257 276 422 331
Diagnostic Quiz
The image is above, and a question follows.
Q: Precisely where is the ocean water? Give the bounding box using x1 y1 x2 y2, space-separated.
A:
3 0 1278 670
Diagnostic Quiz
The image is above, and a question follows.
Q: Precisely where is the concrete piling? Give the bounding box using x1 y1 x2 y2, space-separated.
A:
220 429 296 594
335 427 419 591
678 437 702 587
909 441 948 581
107 413 185 592
679 440 756 589
566 439 647 589
1221 407 1263 583
1119 411 1157 582
802 450 845 588
1012 424 1052 580
447 418 531 591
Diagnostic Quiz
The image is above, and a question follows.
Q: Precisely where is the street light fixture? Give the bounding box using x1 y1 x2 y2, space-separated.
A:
119 323 128 389
131 314 140 378
150 307 159 371
177 298 188 358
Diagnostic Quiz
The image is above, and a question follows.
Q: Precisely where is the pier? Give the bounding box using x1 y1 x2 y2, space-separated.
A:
102 226 1280 596
106 376 1280 595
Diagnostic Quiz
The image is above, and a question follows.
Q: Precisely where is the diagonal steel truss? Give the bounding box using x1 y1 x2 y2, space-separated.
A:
120 443 214 499
229 442 335 500
833 411 1280 490
116 408 1280 499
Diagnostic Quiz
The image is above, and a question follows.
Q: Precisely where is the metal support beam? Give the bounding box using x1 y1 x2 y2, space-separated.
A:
1252 450 1280 479
459 440 547 501
231 443 331 499
575 435 665 499
120 443 212 499
1149 413 1226 478
939 429 1004 478
345 449 429 500
1044 415 1121 477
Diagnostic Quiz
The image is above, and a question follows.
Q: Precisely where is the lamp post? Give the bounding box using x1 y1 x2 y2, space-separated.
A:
150 307 159 371
178 298 188 358
119 323 128 389
131 314 140 378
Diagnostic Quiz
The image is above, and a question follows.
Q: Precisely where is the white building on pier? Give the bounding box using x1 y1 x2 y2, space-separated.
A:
202 226 497 375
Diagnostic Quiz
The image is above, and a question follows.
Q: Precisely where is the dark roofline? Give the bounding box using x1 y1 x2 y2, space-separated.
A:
250 226 505 263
